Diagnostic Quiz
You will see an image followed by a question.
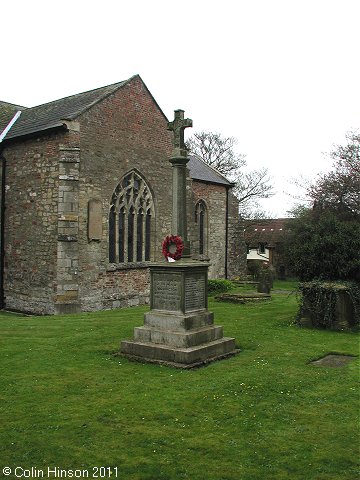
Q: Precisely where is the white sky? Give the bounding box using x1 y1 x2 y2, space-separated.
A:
2 0 359 217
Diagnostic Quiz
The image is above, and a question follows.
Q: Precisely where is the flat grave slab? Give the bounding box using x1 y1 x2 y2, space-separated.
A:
311 353 357 367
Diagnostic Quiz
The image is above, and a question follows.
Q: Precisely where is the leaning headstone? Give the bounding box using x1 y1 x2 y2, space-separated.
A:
120 110 239 368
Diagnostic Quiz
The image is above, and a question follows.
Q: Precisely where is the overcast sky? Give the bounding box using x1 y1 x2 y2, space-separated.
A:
2 0 359 217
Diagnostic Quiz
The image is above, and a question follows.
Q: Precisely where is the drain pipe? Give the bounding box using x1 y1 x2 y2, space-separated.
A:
0 111 22 308
225 186 229 279
0 152 6 309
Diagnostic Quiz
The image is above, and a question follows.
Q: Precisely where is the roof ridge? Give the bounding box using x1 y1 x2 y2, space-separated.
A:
23 76 136 114
2 75 166 141
0 100 27 110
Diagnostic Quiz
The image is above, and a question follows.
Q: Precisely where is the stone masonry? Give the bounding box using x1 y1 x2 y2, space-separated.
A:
0 75 246 314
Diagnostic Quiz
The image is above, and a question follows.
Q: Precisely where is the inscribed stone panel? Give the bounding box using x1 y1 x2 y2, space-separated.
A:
152 272 181 311
185 273 205 312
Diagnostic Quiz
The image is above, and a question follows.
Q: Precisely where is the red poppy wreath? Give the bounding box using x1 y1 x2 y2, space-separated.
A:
162 235 184 261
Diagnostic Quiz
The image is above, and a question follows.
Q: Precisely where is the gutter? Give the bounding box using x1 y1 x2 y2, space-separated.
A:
0 111 21 308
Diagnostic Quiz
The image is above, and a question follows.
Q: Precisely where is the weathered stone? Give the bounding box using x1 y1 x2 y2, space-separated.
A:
298 282 359 330
120 110 239 368
144 310 214 331
87 199 102 241
121 337 238 367
311 354 357 367
0 77 246 314
58 214 79 222
216 292 271 304
167 110 193 257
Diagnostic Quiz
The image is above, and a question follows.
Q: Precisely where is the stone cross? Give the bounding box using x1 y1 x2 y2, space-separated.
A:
167 109 193 157
167 110 193 257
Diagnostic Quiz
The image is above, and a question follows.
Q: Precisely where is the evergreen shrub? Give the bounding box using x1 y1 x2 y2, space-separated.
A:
208 279 234 294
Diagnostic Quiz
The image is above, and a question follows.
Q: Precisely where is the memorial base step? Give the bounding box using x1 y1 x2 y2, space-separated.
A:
120 337 239 369
134 324 223 348
144 310 214 331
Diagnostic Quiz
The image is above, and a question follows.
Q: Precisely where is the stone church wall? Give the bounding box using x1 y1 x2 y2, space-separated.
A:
76 75 174 311
1 76 246 314
191 181 228 278
190 182 246 280
227 192 247 278
2 132 62 314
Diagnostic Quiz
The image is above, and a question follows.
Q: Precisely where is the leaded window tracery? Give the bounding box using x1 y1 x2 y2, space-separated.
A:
109 171 154 263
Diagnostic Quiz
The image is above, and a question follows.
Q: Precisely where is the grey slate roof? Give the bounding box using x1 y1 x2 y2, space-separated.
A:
1 77 232 187
187 155 233 186
0 79 130 141
0 101 27 134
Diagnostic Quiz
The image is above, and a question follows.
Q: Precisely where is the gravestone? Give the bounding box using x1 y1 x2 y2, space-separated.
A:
120 110 239 368
257 263 273 294
298 282 358 330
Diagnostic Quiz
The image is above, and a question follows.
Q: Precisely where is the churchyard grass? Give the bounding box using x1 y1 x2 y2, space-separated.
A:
0 282 358 480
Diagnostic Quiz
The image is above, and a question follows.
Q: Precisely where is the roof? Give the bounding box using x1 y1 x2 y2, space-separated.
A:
0 101 27 134
1 80 232 189
244 218 292 246
187 155 233 187
0 76 141 141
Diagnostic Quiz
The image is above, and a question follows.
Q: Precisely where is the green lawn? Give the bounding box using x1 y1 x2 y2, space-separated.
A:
0 283 359 480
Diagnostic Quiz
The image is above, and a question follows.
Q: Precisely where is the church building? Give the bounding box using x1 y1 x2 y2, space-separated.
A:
0 75 245 314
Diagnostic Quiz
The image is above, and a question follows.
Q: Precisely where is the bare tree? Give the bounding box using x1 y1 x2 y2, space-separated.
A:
234 167 273 217
309 130 360 218
186 131 246 177
186 131 274 218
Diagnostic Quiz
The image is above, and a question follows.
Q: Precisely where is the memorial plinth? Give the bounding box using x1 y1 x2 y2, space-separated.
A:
120 109 239 368
121 261 238 368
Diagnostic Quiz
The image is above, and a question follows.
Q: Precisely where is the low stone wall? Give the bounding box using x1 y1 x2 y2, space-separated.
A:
80 265 151 312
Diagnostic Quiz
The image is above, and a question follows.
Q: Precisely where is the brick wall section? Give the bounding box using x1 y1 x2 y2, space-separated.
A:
2 133 61 313
76 76 174 311
82 266 150 312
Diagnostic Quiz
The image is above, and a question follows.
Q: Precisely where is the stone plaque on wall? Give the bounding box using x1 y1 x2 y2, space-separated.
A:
88 199 102 241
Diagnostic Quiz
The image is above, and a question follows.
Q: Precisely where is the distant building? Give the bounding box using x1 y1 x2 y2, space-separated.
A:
244 218 292 279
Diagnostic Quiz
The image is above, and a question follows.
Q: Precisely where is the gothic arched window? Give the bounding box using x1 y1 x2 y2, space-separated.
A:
195 200 208 255
109 171 154 263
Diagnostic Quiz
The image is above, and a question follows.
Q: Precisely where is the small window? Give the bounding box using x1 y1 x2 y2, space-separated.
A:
195 200 208 255
259 243 266 254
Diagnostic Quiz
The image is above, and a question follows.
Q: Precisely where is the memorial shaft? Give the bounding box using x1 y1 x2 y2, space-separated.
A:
167 109 193 257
